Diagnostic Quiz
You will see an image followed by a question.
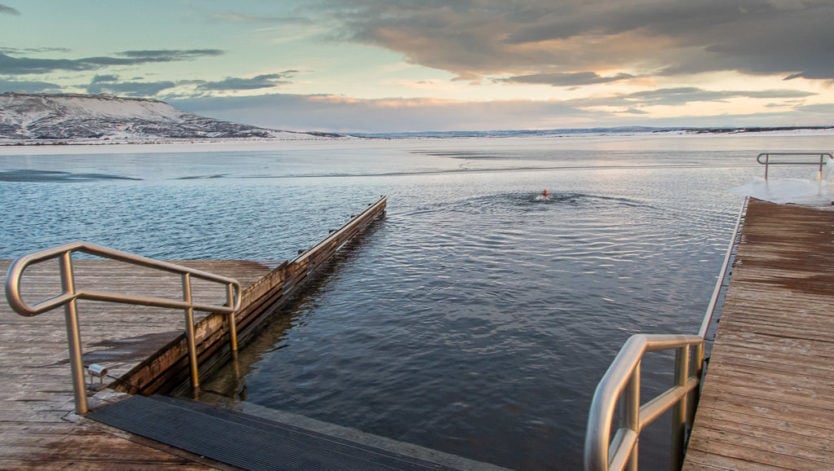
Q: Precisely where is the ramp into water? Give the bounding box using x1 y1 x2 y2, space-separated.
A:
90 395 501 471
684 198 834 469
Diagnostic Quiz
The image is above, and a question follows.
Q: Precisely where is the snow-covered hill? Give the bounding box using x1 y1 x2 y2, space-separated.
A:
0 93 337 144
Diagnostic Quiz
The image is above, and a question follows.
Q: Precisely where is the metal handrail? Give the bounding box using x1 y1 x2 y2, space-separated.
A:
584 197 748 471
697 197 747 339
585 335 704 471
756 152 832 180
4 241 242 415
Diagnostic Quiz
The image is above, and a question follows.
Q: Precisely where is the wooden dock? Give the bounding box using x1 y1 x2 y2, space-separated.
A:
0 197 386 469
684 198 834 470
0 258 266 469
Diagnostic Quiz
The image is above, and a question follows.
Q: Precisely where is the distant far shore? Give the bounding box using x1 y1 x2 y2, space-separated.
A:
3 125 834 147
0 139 358 155
348 126 834 139
0 135 349 147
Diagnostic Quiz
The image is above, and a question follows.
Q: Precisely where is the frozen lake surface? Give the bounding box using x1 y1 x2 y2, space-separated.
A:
2 133 831 469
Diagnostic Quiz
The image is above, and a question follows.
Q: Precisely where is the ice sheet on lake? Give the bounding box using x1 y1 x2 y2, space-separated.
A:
730 154 834 205
731 177 831 205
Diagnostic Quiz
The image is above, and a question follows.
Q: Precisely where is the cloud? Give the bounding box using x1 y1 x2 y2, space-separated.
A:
212 11 313 25
196 72 295 91
172 93 602 132
0 4 19 15
0 49 224 75
91 74 120 84
172 91 834 133
500 72 635 87
116 49 224 61
0 78 62 93
172 91 832 132
317 0 834 81
0 47 70 54
0 53 93 74
86 78 178 97
796 103 834 114
784 71 834 81
618 87 816 106
557 87 817 110
741 90 817 99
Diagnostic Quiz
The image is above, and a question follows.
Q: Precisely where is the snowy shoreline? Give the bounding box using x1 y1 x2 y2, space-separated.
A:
0 138 361 155
3 127 834 154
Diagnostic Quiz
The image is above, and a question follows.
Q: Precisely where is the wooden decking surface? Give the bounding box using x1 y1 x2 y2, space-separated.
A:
0 258 269 469
684 198 834 470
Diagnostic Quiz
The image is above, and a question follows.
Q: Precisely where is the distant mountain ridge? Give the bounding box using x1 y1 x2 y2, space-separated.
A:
0 93 335 144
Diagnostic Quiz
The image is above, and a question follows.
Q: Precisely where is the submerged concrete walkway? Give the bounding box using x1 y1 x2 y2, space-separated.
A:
685 198 834 470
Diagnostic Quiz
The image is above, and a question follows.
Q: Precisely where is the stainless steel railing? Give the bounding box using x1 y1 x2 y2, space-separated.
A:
584 197 747 471
756 152 832 180
585 335 704 471
4 241 242 415
698 196 747 341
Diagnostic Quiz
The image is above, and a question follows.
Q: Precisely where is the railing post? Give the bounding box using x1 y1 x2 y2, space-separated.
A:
59 252 88 415
182 273 200 390
690 342 705 429
625 363 640 471
671 346 690 470
764 154 769 180
819 154 824 181
226 283 238 352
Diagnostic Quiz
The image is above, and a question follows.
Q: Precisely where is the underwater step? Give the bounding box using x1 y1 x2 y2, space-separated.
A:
89 394 506 471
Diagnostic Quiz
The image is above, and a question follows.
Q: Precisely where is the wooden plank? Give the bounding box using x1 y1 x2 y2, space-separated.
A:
687 426 833 469
693 404 834 445
684 198 834 470
685 448 796 471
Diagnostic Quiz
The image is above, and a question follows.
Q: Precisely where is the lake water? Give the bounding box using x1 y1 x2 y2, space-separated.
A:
1 133 831 469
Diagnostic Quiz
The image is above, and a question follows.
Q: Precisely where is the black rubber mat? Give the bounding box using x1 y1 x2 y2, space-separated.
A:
89 395 450 470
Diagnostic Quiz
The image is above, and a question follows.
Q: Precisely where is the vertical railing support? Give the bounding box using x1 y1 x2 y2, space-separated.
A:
688 343 705 438
671 346 689 470
625 364 640 471
60 251 88 415
226 283 238 352
763 154 769 180
818 154 825 181
182 273 200 390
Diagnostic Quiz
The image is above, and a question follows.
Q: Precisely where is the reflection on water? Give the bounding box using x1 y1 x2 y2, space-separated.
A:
2 134 827 469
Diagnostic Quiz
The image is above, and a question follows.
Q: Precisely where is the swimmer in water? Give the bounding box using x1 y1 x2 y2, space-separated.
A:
542 189 550 198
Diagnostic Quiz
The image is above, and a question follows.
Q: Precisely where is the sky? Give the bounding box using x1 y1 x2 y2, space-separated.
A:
2 0 834 132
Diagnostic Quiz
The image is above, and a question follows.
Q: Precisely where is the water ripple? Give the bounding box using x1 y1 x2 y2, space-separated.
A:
0 137 761 470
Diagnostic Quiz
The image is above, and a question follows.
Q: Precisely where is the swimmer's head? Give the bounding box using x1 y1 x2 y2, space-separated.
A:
542 189 550 196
